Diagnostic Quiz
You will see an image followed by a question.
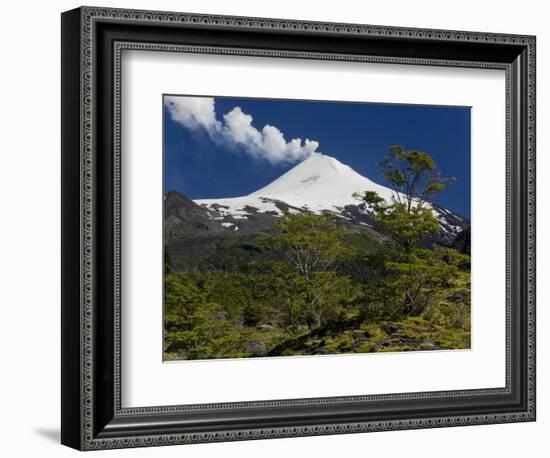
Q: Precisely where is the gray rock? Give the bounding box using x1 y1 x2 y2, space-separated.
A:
313 347 331 355
244 341 265 355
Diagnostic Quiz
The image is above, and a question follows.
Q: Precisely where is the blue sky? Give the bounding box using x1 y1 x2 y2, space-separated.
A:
164 95 471 218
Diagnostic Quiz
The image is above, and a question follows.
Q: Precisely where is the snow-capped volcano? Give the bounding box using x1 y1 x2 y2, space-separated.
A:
192 153 467 242
196 153 393 216
250 153 396 208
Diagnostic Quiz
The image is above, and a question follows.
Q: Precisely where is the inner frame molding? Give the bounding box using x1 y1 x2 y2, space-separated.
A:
61 6 536 451
116 42 509 409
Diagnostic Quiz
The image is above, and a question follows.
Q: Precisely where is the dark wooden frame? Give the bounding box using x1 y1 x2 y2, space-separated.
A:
61 6 536 450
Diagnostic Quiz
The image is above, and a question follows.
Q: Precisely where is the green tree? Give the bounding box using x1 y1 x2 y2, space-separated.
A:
380 145 455 212
166 301 244 359
453 224 471 256
263 262 309 329
305 271 356 327
266 213 355 328
383 248 468 317
269 213 351 280
356 146 464 317
164 272 244 359
356 145 455 253
376 203 440 253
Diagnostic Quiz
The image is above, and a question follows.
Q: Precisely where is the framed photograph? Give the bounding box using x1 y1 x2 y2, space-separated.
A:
61 6 536 450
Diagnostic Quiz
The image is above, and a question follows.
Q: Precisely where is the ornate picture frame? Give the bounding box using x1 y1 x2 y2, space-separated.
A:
61 6 536 450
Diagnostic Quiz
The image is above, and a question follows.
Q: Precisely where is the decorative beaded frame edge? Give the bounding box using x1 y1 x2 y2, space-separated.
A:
63 6 536 450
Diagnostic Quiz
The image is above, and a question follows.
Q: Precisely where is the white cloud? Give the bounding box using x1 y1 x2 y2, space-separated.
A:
164 96 220 136
223 107 262 146
164 96 319 164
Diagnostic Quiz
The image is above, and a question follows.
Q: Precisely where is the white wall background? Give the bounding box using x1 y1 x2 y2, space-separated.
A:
0 0 545 456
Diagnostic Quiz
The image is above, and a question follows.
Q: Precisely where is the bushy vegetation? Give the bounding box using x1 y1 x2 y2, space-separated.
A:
164 146 471 360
